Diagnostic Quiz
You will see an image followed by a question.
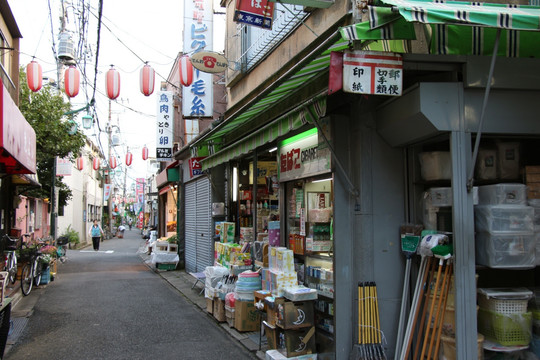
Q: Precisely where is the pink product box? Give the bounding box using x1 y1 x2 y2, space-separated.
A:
268 229 280 247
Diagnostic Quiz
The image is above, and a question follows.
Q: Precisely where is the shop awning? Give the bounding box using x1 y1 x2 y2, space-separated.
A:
192 35 350 168
0 79 36 175
201 93 326 169
340 0 540 56
12 173 41 188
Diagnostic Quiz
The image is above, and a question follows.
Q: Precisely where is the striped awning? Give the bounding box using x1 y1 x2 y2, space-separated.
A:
340 0 540 56
201 93 326 169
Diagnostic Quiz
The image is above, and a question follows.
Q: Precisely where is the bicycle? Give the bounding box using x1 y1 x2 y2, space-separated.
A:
55 236 69 263
20 242 46 296
1 234 19 285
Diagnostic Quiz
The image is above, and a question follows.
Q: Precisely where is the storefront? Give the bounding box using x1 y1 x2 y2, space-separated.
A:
155 161 180 239
0 77 37 236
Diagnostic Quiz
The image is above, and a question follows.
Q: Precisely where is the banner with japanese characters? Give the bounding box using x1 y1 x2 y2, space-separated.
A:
156 91 174 161
234 0 275 29
182 0 214 119
343 50 403 96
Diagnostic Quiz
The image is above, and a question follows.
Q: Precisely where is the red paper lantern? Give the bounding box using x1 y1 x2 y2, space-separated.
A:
179 56 193 87
76 157 84 171
109 156 117 169
93 157 100 171
26 61 42 92
105 67 121 100
64 66 80 98
142 145 149 161
140 64 155 96
125 151 133 167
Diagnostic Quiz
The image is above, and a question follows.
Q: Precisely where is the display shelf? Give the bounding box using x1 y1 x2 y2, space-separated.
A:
316 324 335 335
317 290 334 300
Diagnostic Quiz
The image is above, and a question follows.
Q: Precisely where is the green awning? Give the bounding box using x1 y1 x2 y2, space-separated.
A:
201 93 326 170
340 0 540 56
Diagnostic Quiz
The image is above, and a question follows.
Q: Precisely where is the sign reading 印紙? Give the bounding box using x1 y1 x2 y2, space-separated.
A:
343 50 403 96
156 91 174 162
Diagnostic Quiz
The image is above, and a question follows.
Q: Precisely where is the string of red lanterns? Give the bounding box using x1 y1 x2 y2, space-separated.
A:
109 156 117 169
142 145 149 161
64 66 80 98
140 64 155 96
92 157 100 171
27 61 42 92
125 151 133 167
76 156 84 171
105 66 121 100
179 55 193 87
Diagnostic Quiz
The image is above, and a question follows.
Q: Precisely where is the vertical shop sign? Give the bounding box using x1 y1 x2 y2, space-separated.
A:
104 184 112 201
233 0 275 29
183 0 214 119
156 91 174 161
343 50 403 96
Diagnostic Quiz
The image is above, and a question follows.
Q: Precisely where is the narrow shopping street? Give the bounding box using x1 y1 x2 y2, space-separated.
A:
4 230 256 360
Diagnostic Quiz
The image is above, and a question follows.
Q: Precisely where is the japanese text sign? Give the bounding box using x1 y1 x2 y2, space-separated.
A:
156 91 174 161
343 50 403 96
234 0 275 29
183 0 214 118
278 128 331 182
189 157 206 178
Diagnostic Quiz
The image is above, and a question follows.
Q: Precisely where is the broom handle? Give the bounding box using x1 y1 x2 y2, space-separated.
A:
420 258 443 360
434 262 453 358
427 259 450 360
413 257 437 360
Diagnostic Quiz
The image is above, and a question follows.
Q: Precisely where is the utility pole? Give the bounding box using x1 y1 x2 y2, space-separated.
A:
107 99 112 231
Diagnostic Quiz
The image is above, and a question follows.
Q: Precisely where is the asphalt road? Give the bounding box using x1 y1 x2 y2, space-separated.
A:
5 230 256 360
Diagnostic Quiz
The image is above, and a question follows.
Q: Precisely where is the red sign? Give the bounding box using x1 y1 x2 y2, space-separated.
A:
189 157 206 177
0 79 36 174
234 0 274 29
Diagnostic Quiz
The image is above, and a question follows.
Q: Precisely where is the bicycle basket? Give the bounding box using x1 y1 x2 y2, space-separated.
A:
56 236 70 246
1 235 19 251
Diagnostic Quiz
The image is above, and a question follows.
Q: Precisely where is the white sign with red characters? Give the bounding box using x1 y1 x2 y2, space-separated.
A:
191 51 228 73
278 129 331 182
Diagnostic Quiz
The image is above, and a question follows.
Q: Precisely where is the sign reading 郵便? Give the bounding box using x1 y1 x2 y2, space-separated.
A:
343 50 403 97
278 128 331 182
156 91 174 162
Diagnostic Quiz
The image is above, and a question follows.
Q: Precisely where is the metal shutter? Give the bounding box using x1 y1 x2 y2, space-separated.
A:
195 177 213 272
184 180 197 273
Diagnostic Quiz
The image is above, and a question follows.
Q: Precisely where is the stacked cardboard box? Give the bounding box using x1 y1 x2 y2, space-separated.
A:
526 166 540 199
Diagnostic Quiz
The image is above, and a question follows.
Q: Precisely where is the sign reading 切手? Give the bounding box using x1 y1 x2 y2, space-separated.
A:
343 50 403 96
156 91 174 162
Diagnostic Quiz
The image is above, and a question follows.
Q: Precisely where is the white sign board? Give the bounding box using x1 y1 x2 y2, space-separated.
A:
343 50 403 96
182 0 214 118
278 129 331 182
56 156 72 176
156 91 174 161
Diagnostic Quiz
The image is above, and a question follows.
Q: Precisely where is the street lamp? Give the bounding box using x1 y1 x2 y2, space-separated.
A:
82 114 93 129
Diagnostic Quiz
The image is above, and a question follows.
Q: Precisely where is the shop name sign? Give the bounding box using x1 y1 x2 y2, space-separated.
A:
278 129 331 182
343 50 403 97
191 51 228 73
234 0 275 29
189 157 206 177
156 91 174 161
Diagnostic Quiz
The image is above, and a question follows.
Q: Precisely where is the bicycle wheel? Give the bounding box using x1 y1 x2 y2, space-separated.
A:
8 253 17 284
33 259 42 287
20 263 33 296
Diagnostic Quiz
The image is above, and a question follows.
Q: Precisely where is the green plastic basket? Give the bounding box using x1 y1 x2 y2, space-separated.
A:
478 308 532 346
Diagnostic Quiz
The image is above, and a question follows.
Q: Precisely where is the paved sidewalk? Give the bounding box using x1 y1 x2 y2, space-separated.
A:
138 249 267 359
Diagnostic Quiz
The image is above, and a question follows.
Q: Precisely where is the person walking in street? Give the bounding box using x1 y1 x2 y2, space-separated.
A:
89 220 104 251
128 218 132 231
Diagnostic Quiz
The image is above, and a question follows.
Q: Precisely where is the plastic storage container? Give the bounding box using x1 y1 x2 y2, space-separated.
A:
478 288 533 314
419 151 451 181
478 308 532 346
477 183 527 206
428 187 452 207
475 232 536 269
474 205 534 233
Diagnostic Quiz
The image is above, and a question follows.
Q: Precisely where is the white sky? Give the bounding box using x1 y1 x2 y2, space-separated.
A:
9 0 225 188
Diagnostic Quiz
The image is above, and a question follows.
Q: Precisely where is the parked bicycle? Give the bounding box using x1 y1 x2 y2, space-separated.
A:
20 241 46 296
55 236 69 263
1 234 19 285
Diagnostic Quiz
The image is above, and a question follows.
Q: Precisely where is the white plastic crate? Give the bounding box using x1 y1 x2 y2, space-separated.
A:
475 205 534 233
478 288 532 314
477 183 527 205
475 232 536 269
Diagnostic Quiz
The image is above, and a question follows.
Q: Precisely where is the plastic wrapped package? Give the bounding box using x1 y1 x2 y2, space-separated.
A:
474 205 534 233
283 285 318 301
475 148 497 180
308 208 332 223
150 252 179 265
496 141 520 180
477 183 527 206
475 232 535 269
204 266 229 299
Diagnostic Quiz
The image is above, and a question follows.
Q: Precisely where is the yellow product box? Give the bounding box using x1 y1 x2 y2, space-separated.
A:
220 222 236 243
269 246 287 271
277 248 295 274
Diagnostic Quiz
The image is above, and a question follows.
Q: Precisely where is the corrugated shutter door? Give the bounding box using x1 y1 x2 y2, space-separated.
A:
195 177 213 272
184 180 197 273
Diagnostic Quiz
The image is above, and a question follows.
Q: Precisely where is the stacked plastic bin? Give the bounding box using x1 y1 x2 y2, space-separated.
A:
475 184 536 268
477 288 533 347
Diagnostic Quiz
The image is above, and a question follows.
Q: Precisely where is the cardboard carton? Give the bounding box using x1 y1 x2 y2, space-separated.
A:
276 301 314 329
283 327 316 357
206 297 214 314
235 300 260 332
213 297 226 322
